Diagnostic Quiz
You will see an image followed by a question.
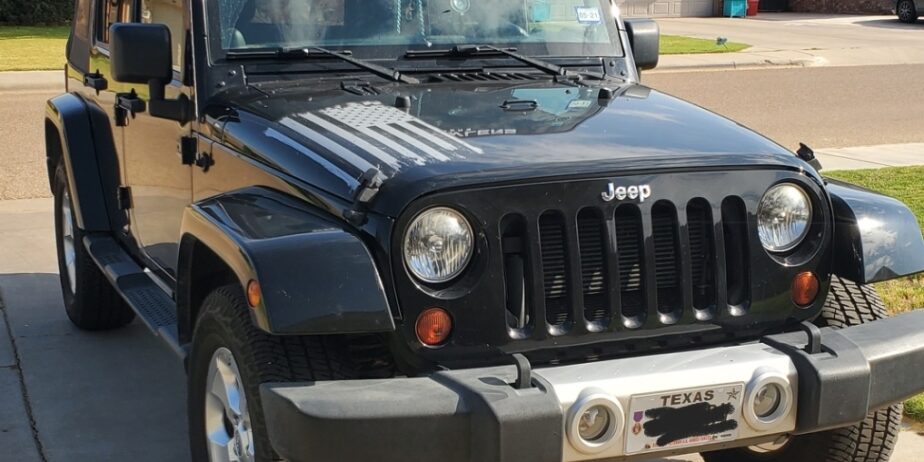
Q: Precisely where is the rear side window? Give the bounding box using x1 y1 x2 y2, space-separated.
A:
68 0 92 71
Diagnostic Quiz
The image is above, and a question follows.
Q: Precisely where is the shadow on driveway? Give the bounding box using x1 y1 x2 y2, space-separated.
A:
0 272 189 462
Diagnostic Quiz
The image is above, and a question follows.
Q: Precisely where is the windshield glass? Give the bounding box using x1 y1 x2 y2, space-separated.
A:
206 0 622 60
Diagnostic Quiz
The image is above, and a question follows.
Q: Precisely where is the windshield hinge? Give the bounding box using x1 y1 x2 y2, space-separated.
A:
117 186 132 210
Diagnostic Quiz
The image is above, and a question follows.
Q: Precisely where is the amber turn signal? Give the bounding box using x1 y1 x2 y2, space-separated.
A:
246 280 262 308
792 272 819 307
416 308 452 346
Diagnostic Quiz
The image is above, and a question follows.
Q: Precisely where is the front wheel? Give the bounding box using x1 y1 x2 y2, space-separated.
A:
897 0 919 23
187 285 393 462
702 276 902 462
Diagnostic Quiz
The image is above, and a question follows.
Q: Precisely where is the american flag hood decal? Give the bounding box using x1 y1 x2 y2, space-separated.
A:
280 101 483 177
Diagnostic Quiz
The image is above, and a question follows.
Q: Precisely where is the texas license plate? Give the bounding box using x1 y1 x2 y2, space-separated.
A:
625 383 744 455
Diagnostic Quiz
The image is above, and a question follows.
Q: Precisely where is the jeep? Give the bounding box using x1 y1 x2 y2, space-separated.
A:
45 1 924 461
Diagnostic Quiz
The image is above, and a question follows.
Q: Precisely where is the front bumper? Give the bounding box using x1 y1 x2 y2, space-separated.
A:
261 310 924 462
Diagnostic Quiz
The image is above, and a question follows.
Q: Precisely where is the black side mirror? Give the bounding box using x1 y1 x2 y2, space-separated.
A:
110 23 190 123
625 19 660 71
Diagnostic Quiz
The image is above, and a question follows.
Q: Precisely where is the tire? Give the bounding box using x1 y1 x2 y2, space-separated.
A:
897 0 919 23
702 276 902 462
187 284 393 462
53 164 135 330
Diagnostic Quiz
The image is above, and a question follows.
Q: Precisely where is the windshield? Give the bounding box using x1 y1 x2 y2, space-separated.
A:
206 0 623 61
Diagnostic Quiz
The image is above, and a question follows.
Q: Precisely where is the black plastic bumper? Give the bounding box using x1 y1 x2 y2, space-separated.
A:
261 310 924 462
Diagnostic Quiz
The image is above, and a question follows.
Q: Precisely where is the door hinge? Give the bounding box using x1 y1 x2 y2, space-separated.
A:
180 136 197 165
117 186 133 210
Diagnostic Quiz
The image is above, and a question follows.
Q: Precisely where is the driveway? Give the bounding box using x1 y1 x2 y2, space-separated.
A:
656 13 924 70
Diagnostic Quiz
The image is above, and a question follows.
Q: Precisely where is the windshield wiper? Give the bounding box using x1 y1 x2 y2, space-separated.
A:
226 46 419 84
405 45 600 80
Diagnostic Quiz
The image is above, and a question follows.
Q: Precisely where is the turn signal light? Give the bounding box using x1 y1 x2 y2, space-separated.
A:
246 280 262 308
792 272 819 307
416 308 452 346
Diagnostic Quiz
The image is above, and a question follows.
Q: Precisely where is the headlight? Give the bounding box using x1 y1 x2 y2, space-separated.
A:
758 184 812 252
404 207 474 283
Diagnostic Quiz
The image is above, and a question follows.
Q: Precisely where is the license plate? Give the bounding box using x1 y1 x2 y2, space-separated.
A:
625 383 744 455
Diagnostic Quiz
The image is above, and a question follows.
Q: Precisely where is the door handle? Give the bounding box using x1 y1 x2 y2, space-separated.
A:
83 72 107 92
114 91 146 127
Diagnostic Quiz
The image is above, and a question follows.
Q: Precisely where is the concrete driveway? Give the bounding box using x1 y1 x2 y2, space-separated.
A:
656 13 924 70
1 200 924 461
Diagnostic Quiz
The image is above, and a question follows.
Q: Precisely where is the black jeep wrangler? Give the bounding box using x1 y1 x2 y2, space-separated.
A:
45 1 924 461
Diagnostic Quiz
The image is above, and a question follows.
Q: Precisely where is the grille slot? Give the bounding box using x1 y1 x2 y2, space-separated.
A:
687 199 717 317
578 209 608 324
722 197 751 315
652 202 682 321
539 212 571 329
501 214 531 334
615 206 645 323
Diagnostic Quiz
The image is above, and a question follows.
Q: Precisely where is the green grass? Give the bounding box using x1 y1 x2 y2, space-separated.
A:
660 35 750 55
0 26 69 71
827 166 924 421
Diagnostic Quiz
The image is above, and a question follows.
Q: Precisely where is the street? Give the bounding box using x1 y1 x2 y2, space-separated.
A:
1 13 924 461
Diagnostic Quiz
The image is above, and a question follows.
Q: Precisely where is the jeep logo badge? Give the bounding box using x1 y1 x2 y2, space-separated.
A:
602 183 652 203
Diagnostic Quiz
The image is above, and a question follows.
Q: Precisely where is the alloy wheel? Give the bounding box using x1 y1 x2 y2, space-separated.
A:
60 190 77 294
898 0 917 22
204 347 255 462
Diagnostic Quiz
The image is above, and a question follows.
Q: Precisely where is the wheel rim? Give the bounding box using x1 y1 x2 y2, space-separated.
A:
205 347 255 462
60 190 77 294
898 1 914 20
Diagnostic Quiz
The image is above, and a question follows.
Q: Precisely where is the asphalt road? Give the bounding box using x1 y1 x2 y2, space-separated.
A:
645 64 924 151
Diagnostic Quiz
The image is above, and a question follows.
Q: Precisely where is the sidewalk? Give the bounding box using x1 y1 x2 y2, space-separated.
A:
655 13 924 72
817 143 924 171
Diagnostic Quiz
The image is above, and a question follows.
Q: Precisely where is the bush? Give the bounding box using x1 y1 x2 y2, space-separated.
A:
0 0 72 25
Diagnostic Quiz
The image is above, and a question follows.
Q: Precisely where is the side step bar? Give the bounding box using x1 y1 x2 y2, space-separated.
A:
83 234 187 359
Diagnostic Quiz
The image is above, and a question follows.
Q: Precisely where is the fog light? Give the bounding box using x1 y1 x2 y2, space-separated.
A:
567 390 623 454
753 383 783 418
578 405 612 442
792 271 819 307
416 308 452 347
744 370 793 431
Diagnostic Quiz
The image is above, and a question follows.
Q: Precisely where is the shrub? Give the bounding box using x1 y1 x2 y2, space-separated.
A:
0 0 72 25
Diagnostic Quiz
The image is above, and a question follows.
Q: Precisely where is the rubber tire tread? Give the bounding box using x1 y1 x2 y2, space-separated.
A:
187 284 392 462
897 0 919 23
53 164 135 330
702 276 902 462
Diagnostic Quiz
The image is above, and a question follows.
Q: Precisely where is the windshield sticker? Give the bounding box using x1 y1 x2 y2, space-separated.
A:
575 6 602 24
531 1 551 21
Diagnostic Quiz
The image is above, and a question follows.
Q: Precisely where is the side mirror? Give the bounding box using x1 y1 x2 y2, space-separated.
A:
110 23 173 86
110 23 190 123
624 19 660 71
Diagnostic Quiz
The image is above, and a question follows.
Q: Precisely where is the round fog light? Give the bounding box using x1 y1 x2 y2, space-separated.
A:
567 391 623 454
753 383 783 418
578 405 612 442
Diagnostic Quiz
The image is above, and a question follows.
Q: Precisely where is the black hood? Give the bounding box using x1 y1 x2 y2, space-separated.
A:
214 78 808 217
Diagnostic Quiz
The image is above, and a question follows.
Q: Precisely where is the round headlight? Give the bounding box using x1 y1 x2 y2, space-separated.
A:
404 207 474 283
758 184 812 253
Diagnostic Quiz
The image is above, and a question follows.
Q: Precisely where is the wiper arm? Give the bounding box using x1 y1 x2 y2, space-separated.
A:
226 46 419 84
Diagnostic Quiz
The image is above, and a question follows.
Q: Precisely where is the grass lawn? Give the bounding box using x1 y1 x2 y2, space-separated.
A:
826 166 924 421
661 35 750 55
0 26 69 71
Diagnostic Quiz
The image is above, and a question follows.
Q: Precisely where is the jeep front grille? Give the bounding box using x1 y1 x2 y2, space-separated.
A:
501 197 751 337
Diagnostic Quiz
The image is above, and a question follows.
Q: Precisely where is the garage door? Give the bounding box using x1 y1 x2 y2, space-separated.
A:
620 0 715 17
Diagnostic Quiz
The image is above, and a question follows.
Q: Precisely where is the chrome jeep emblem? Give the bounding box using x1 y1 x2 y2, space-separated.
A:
602 182 652 203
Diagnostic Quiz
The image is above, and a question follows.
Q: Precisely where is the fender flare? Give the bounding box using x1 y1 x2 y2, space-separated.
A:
45 93 122 232
827 180 924 284
177 187 395 340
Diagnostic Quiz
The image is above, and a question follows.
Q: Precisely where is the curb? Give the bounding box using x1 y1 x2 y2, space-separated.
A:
651 56 825 73
0 71 63 92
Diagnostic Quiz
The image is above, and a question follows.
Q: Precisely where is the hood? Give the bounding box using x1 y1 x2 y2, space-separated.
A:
215 78 808 217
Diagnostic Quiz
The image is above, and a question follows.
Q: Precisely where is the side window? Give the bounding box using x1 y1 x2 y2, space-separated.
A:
141 0 186 70
97 0 133 45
